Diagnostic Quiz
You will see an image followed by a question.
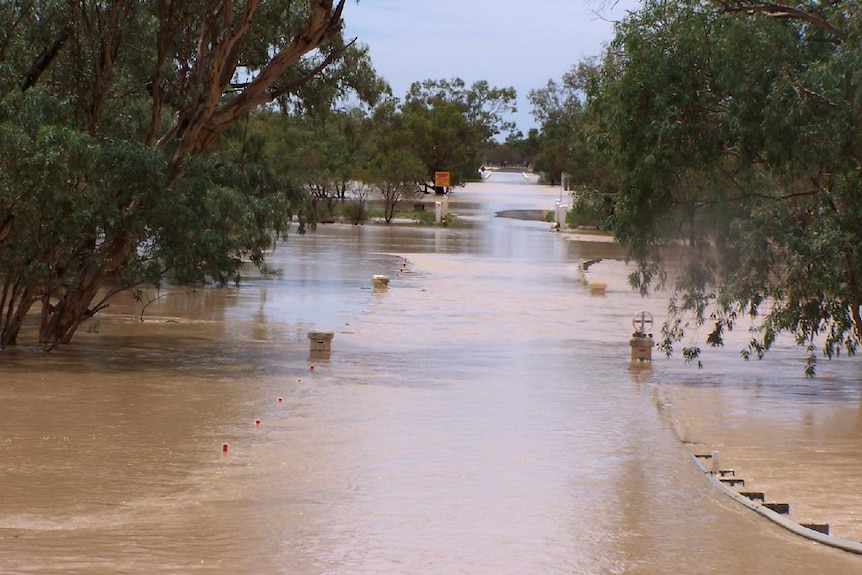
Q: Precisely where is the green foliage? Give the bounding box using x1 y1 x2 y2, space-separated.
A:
481 129 540 168
529 61 620 191
0 1 373 347
249 106 372 220
333 200 368 225
153 151 301 285
402 78 517 186
363 99 426 222
276 41 391 119
567 187 613 229
268 77 519 226
587 0 862 372
412 208 436 226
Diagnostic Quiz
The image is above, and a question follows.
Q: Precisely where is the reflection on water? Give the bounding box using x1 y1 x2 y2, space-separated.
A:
1 172 861 573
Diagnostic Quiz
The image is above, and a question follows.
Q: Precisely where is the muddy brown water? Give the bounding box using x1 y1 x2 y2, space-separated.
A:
2 172 862 573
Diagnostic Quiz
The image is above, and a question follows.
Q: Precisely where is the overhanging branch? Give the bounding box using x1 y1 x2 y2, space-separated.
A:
21 25 72 91
714 1 847 42
269 37 356 100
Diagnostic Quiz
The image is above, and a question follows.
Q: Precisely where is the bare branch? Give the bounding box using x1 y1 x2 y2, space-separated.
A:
269 37 355 100
161 0 347 182
21 25 72 91
714 1 847 42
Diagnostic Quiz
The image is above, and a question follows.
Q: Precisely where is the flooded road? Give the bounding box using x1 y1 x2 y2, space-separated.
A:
2 172 862 573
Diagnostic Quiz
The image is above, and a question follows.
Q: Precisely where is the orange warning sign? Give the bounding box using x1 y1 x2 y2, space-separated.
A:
434 171 450 187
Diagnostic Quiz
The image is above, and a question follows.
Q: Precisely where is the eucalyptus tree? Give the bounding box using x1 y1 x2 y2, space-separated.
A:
401 78 517 189
588 0 862 374
0 0 371 348
362 98 425 223
263 40 389 219
530 60 618 191
483 129 540 168
529 66 588 186
252 104 379 221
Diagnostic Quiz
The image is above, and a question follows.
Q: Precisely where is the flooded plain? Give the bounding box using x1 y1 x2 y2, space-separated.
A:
2 171 862 574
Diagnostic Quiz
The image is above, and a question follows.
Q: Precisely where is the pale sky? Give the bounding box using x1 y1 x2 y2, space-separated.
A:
342 0 642 136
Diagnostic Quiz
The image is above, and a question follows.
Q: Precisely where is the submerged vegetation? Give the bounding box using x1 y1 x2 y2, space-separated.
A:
2 0 861 374
0 1 508 348
538 1 862 374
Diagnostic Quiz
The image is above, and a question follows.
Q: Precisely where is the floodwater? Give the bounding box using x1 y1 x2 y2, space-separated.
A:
2 171 862 574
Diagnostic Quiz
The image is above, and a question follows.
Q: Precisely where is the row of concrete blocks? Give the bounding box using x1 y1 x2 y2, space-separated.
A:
694 452 830 535
306 275 392 355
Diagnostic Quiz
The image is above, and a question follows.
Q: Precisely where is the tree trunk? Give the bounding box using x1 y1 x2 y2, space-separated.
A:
20 26 72 92
38 235 130 347
0 283 37 349
852 297 862 345
3 1 349 348
844 253 862 344
161 0 346 183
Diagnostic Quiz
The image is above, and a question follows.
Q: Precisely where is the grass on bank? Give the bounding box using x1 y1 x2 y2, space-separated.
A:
330 199 453 226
